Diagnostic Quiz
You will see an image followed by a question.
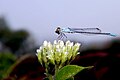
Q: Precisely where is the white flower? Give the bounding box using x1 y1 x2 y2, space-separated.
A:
65 40 71 46
43 40 48 47
59 40 64 47
36 40 81 66
54 40 57 45
36 49 41 53
47 42 52 50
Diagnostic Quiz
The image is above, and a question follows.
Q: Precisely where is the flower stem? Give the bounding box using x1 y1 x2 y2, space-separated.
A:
54 65 59 79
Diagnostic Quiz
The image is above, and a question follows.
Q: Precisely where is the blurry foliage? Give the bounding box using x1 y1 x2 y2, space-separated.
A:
4 30 29 53
0 52 16 79
0 16 37 80
0 16 36 54
0 16 9 30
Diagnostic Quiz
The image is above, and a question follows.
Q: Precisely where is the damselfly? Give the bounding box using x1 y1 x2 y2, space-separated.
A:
55 26 117 39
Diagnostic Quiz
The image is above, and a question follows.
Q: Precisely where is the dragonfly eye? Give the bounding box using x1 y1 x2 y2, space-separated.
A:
55 27 61 34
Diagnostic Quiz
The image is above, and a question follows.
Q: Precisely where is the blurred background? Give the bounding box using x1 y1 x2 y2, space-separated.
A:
0 0 120 80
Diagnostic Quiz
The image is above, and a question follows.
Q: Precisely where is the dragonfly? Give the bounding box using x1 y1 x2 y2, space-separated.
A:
55 26 117 39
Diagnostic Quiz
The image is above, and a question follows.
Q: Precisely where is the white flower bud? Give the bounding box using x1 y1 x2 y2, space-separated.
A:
77 52 80 54
70 42 73 47
59 40 64 47
54 40 57 45
47 42 52 49
36 49 41 53
39 46 43 50
66 40 71 46
36 40 81 67
75 43 81 47
43 40 48 47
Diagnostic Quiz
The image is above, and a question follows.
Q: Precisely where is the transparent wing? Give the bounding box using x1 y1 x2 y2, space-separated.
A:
68 28 101 33
67 28 116 37
72 30 116 37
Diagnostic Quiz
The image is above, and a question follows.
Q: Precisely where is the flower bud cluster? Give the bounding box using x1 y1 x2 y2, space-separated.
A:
36 40 81 66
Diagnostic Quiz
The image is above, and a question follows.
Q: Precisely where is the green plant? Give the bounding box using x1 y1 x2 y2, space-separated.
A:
36 40 93 80
0 52 16 79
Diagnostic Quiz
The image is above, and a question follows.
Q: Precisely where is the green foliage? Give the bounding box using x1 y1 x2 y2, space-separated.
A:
0 52 16 79
55 65 93 80
5 30 29 52
0 17 9 29
0 17 30 54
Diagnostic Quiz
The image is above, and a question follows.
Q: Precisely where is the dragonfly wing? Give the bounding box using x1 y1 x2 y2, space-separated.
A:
72 31 116 37
69 28 101 33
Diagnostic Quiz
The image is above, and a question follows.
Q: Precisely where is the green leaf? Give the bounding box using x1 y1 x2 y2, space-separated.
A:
66 77 74 80
55 65 93 80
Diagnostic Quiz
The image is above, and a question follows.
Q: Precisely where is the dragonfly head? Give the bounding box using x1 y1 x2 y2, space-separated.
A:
55 27 61 35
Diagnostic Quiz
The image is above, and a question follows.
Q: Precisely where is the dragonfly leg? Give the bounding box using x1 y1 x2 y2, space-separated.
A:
57 33 63 40
60 33 65 40
62 33 67 38
57 33 67 40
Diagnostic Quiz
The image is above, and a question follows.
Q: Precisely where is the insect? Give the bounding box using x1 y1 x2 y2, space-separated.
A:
55 26 117 39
